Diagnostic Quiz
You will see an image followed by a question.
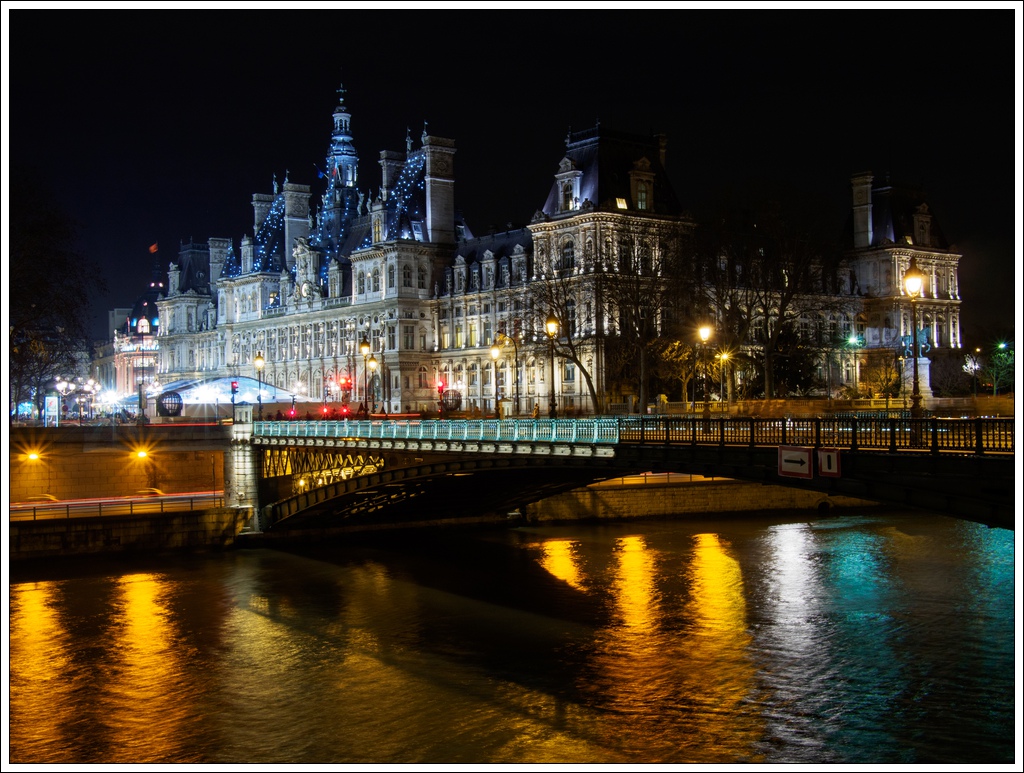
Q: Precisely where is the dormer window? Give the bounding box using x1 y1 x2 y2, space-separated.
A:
554 158 583 213
912 203 933 248
629 158 655 212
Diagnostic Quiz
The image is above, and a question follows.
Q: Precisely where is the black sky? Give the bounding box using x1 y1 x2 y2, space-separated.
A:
6 4 1020 345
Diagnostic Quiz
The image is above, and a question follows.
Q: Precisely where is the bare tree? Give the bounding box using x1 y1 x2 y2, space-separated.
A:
600 218 696 411
9 165 104 418
690 200 849 398
859 349 902 405
526 263 605 414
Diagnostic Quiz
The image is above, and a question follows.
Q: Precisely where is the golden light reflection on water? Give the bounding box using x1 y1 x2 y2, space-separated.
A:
681 532 762 758
538 539 587 591
9 582 74 760
105 573 189 762
565 531 765 762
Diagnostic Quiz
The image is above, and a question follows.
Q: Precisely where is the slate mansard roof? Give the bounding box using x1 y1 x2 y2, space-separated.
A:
845 177 952 251
540 126 683 217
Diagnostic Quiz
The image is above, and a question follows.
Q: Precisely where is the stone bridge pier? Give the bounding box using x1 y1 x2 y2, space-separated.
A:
224 405 260 530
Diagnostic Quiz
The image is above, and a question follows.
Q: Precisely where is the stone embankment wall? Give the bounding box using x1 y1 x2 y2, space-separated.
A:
10 447 223 501
9 507 254 562
521 476 877 524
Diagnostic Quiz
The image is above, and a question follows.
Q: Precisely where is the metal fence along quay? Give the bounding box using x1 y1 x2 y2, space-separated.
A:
10 493 226 522
254 416 1014 456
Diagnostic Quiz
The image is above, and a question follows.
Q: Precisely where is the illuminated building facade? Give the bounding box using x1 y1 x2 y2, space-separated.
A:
148 83 961 413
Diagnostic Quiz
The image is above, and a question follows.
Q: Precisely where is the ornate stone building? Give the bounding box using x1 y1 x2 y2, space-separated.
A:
845 172 962 398
147 83 961 415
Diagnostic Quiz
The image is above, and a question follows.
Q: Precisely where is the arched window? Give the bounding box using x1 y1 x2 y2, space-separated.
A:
357 272 365 294
388 264 396 289
372 267 381 293
636 181 648 210
561 241 575 272
403 264 412 287
418 265 427 290
561 182 573 212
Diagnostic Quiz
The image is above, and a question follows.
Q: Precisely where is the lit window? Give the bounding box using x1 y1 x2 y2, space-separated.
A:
637 182 648 210
616 198 628 209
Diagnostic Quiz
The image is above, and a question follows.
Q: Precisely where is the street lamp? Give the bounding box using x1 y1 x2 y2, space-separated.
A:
367 353 378 412
491 332 520 416
973 347 981 399
55 378 74 427
77 379 96 425
359 337 371 409
699 325 712 429
903 259 924 419
489 342 500 417
545 314 559 419
253 351 265 421
717 351 730 404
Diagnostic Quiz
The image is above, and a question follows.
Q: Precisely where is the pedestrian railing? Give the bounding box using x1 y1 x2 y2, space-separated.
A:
10 494 226 522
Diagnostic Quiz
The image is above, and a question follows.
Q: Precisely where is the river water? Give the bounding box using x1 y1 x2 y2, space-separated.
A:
6 510 1017 765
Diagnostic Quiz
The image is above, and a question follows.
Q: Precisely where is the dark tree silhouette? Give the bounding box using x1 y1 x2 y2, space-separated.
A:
9 164 105 418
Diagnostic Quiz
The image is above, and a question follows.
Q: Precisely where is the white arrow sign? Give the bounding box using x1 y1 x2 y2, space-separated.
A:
778 446 813 479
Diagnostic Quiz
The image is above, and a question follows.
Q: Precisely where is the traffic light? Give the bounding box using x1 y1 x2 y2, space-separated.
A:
437 379 445 395
230 381 238 401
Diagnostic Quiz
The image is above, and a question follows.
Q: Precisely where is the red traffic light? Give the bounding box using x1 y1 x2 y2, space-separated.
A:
230 381 238 393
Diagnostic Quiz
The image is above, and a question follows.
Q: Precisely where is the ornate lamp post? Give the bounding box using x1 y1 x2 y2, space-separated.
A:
717 351 729 405
359 337 371 408
545 314 559 419
77 379 96 425
489 342 500 417
973 347 981 399
367 353 378 412
253 351 265 421
55 378 75 427
491 333 520 416
699 325 712 430
903 259 925 419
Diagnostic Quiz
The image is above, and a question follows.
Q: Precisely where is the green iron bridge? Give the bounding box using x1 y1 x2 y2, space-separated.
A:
251 416 1015 532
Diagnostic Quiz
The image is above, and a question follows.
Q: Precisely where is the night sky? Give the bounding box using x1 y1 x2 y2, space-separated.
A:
6 5 1020 345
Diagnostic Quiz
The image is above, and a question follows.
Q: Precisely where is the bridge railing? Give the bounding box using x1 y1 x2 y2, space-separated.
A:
255 418 623 445
254 416 1013 455
616 416 1013 454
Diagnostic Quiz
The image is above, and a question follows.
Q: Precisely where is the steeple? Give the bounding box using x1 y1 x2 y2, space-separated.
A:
307 79 363 282
327 81 358 190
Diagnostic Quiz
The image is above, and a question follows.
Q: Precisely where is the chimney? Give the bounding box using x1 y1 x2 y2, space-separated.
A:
851 172 874 249
423 136 456 245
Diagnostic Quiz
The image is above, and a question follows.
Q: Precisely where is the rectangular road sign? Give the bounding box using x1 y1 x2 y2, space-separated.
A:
817 448 842 478
778 446 813 479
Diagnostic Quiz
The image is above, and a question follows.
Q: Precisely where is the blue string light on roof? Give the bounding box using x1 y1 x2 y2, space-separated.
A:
254 194 287 272
220 244 241 278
